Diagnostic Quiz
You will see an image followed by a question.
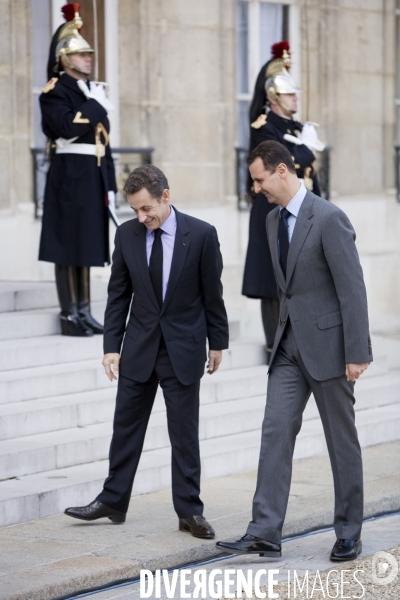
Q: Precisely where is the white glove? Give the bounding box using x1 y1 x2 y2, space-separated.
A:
300 123 325 152
77 80 115 113
89 81 107 102
108 191 116 211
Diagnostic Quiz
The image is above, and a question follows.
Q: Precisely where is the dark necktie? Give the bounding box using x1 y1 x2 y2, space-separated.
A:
149 228 163 308
278 208 291 276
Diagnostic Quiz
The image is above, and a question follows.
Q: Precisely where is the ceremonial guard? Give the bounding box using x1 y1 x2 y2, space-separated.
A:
39 3 117 336
242 42 324 363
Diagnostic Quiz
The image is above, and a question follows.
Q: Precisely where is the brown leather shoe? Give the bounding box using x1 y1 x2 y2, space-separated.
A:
179 515 215 539
64 500 126 523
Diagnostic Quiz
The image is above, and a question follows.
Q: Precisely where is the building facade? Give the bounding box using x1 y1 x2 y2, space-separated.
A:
0 0 399 330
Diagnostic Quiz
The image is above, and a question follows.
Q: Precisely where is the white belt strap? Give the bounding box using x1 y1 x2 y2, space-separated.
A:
55 143 105 158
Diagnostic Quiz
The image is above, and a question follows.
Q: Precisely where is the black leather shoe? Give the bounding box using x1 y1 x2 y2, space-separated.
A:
64 500 126 523
79 312 104 334
330 539 362 561
60 314 94 337
179 515 215 539
216 534 281 557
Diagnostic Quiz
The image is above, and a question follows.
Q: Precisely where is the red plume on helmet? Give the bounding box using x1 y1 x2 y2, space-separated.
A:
271 41 290 60
61 3 81 22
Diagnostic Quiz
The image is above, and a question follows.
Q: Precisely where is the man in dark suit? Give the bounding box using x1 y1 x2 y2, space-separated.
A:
217 141 372 561
65 165 229 538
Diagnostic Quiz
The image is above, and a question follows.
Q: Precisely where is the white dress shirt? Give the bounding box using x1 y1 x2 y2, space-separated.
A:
279 182 307 242
146 205 177 301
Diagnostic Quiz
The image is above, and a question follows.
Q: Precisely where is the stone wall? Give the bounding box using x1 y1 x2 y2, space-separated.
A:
0 0 31 214
301 0 396 196
118 0 237 207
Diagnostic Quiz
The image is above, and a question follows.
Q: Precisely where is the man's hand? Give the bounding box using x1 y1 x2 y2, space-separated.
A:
345 363 369 382
207 350 222 375
102 353 120 381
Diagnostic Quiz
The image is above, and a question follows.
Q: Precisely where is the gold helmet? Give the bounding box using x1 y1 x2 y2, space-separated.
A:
47 3 93 80
265 43 300 115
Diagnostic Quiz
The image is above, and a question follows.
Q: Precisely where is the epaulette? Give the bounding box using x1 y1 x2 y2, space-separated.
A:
42 78 58 93
251 114 267 129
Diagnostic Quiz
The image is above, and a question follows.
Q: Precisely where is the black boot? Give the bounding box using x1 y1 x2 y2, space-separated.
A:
76 266 104 334
55 265 94 337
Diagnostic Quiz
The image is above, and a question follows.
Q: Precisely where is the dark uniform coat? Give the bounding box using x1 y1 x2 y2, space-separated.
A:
38 74 117 267
242 110 320 299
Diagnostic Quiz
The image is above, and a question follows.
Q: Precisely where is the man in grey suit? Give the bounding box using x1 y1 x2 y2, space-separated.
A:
217 140 372 561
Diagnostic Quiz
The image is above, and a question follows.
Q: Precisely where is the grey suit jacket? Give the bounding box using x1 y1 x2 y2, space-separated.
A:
267 190 372 381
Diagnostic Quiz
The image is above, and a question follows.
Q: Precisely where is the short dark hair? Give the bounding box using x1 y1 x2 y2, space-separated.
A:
247 140 296 174
123 165 169 199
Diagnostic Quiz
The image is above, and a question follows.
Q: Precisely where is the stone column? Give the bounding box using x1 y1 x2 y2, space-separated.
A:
118 0 236 207
0 0 31 213
300 0 396 195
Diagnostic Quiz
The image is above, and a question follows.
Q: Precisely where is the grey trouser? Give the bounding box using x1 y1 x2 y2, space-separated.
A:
247 322 363 543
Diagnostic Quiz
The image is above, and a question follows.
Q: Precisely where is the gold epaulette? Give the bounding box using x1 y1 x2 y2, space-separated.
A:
42 78 58 93
251 114 267 129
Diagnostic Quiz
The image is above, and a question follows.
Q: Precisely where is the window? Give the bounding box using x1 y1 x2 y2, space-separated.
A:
235 1 289 207
236 1 289 150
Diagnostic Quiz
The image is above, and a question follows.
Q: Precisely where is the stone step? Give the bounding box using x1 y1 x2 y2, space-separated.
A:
0 341 265 439
0 290 240 345
1 369 399 480
0 302 106 342
0 353 392 439
302 368 400 421
0 365 267 449
0 335 104 372
0 357 112 404
0 395 267 480
0 333 261 374
0 281 108 314
0 308 60 342
0 351 268 404
295 402 400 460
1 396 400 528
0 430 261 527
0 348 386 405
0 282 58 313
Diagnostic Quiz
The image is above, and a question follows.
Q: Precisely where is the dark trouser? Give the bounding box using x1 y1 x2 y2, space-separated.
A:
96 344 204 518
247 322 363 543
260 298 280 355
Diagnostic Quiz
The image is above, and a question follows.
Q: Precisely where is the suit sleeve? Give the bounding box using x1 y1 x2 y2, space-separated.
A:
103 227 133 354
40 91 107 140
322 210 372 364
200 226 229 350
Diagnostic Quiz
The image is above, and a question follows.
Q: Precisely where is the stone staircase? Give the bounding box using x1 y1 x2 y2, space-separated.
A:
0 281 399 527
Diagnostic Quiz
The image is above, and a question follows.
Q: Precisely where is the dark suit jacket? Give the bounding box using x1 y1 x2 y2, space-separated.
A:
267 191 372 381
103 208 229 385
